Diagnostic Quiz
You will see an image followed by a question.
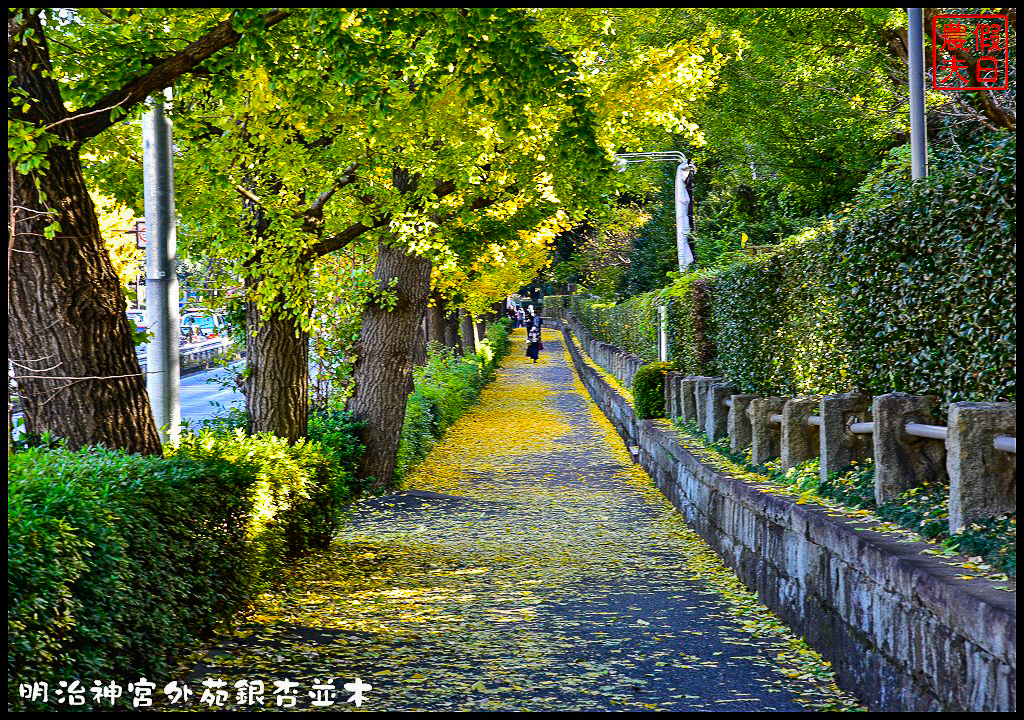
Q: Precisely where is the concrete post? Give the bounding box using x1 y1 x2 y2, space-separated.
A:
873 393 946 504
750 397 785 466
694 377 721 430
781 397 820 470
819 393 873 486
728 394 759 454
665 371 681 420
705 383 735 442
679 377 699 423
947 402 1016 533
142 88 180 445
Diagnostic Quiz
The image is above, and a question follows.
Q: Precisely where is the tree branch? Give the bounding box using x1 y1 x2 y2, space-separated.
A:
933 25 1016 130
68 9 291 141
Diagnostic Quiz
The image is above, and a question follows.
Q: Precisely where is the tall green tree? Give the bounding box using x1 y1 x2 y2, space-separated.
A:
8 8 289 452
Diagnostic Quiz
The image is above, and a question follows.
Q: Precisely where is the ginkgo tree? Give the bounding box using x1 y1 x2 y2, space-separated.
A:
8 7 291 453
11 7 725 482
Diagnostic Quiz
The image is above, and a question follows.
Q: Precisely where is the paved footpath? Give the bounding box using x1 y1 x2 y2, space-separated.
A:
173 328 863 712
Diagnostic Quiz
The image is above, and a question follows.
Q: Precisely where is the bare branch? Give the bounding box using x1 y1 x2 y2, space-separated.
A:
234 185 263 207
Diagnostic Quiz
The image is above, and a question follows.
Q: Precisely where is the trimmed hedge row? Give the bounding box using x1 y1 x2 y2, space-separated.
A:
570 293 659 362
395 318 513 482
566 133 1016 409
8 420 363 711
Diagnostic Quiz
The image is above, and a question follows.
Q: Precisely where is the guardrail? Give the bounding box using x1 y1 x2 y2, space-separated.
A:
138 337 236 373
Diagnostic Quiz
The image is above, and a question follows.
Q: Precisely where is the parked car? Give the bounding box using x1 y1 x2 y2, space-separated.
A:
182 311 225 339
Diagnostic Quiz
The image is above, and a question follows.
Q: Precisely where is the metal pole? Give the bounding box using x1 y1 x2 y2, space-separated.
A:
674 162 695 272
142 88 180 443
908 8 928 179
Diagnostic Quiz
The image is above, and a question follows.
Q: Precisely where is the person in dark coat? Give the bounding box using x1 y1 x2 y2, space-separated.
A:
524 304 537 330
526 323 542 363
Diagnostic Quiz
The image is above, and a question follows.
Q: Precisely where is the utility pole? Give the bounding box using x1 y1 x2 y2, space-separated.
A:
615 151 696 272
142 88 180 443
908 8 929 179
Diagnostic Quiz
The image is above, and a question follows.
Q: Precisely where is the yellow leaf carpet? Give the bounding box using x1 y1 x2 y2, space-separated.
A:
170 328 863 712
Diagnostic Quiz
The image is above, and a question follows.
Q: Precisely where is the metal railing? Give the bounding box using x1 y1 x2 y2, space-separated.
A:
738 406 1013 454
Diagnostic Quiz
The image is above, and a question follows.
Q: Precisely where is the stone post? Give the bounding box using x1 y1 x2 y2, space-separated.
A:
694 377 721 430
705 383 735 442
873 393 946 504
728 394 759 453
819 393 873 486
947 402 1016 534
749 397 785 466
781 397 820 470
665 371 681 420
679 377 699 423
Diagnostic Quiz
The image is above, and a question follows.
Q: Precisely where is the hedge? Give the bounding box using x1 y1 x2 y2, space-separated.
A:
565 133 1016 409
8 419 363 711
570 293 659 362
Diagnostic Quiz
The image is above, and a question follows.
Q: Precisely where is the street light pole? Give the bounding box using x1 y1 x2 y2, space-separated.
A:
907 8 929 180
142 88 180 444
615 151 696 272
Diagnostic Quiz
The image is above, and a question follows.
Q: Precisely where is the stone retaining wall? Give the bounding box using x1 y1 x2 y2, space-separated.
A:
561 320 1016 712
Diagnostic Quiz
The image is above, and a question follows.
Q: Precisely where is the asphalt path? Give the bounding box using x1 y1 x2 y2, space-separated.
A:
160 328 861 712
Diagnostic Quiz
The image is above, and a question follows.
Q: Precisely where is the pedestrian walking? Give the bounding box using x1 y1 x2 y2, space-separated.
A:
525 304 537 330
526 323 543 363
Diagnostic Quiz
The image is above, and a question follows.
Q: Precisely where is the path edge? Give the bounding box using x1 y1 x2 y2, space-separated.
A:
559 319 1016 713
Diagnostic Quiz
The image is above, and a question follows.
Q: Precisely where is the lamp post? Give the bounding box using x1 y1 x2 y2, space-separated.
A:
614 151 696 272
142 88 180 444
907 8 928 179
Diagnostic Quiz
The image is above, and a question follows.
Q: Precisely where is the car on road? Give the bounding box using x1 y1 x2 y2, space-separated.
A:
182 311 226 339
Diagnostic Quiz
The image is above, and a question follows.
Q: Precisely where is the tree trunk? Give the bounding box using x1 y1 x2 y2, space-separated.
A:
346 238 432 488
411 307 428 367
244 282 309 443
443 306 463 356
460 310 477 356
426 291 446 346
9 22 160 453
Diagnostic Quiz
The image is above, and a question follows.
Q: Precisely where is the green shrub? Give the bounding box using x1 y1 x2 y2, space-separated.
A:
8 425 361 710
571 294 659 362
9 447 253 710
633 362 673 419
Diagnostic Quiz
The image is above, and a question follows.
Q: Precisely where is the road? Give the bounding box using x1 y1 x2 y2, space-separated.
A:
11 362 245 440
